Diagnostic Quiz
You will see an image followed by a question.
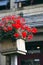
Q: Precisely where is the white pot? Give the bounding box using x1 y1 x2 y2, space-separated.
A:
16 39 27 55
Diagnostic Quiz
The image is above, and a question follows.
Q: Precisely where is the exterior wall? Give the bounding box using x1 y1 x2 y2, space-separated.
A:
10 0 15 9
0 4 43 17
15 4 43 15
0 43 6 65
0 54 6 65
0 1 43 65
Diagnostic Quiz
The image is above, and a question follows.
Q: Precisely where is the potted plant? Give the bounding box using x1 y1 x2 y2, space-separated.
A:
0 15 37 55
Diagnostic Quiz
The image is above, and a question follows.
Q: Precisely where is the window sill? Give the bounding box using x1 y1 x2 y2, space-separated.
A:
15 4 43 15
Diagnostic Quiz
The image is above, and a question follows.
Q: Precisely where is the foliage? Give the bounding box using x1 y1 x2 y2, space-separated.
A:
0 15 37 42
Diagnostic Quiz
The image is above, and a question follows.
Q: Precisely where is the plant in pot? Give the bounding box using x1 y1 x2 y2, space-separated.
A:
0 15 38 55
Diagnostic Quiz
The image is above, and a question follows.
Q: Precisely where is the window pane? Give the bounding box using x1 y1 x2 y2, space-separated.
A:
15 0 43 7
0 0 10 10
21 59 40 65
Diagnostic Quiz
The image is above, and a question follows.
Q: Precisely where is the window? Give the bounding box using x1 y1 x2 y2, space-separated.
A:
0 0 10 10
21 59 40 65
15 0 43 8
26 41 43 54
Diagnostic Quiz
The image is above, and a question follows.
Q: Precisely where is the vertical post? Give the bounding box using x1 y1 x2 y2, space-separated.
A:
10 0 15 9
11 55 18 65
1 54 6 65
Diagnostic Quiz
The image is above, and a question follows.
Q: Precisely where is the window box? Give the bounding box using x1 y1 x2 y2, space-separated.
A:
0 39 27 55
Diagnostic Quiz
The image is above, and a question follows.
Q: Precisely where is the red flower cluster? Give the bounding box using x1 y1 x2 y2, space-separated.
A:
0 15 38 40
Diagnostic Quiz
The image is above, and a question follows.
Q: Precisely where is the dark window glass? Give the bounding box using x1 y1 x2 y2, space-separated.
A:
15 0 43 7
22 0 43 7
0 0 10 10
21 59 40 65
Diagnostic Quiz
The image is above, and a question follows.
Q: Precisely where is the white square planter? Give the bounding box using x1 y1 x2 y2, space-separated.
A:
16 39 27 55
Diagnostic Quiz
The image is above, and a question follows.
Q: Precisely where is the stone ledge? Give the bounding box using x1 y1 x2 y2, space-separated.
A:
15 4 43 15
1 50 27 55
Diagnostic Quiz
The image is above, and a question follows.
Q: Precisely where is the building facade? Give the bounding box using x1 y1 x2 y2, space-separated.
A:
0 0 43 65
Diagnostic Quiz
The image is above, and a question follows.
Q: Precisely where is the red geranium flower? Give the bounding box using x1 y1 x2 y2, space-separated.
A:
28 34 33 40
12 24 16 28
0 15 38 41
3 27 8 32
25 26 31 32
11 15 15 20
16 19 21 24
21 25 25 30
15 24 21 29
31 27 37 34
21 18 25 22
2 17 5 21
13 33 19 38
22 32 27 38
7 26 12 31
6 16 11 20
0 22 2 27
